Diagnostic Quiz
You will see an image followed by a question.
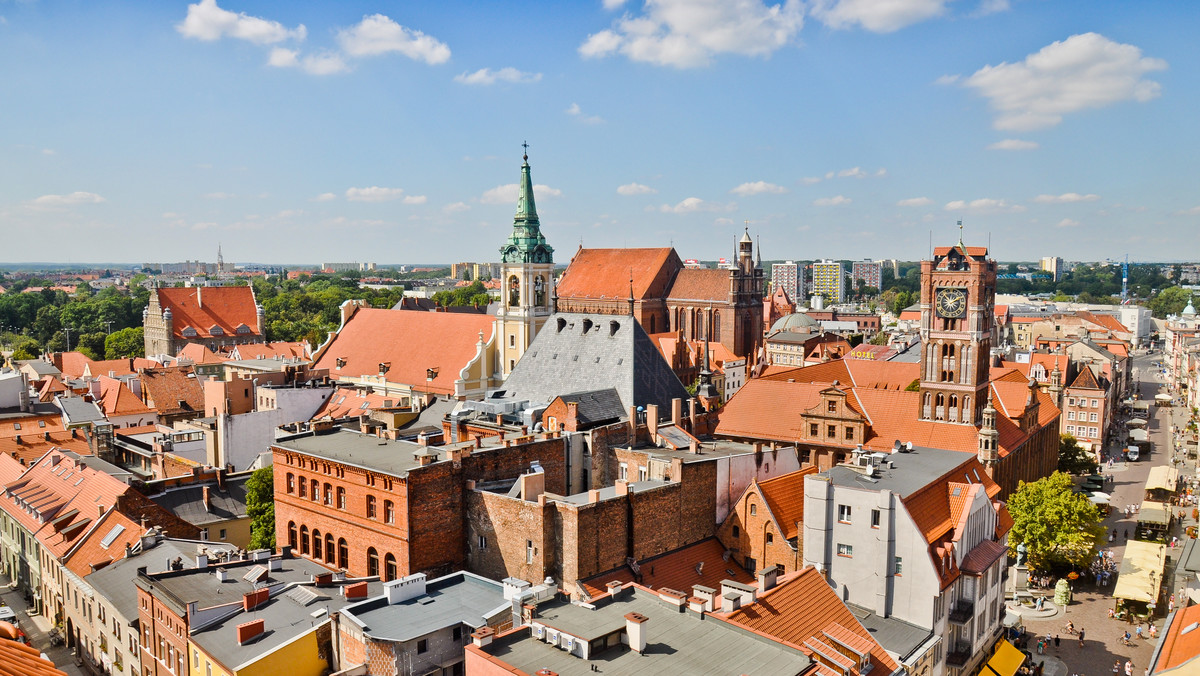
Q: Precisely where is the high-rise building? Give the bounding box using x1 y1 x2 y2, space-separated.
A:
810 260 846 304
771 261 802 302
1040 256 1064 281
851 259 882 291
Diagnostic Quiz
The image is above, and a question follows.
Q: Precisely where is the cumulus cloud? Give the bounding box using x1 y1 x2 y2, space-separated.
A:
346 186 407 202
617 182 657 196
809 0 950 33
311 192 337 202
897 197 933 207
944 198 1026 213
987 139 1039 151
814 195 851 206
454 67 541 85
603 0 627 8
566 103 604 124
799 176 823 185
268 48 348 75
579 0 803 68
403 195 427 205
963 33 1167 131
1056 218 1080 228
730 181 788 196
1034 192 1100 204
657 197 736 214
177 0 306 44
480 183 562 205
975 0 1010 15
443 201 471 213
837 167 868 178
336 14 450 64
31 192 106 207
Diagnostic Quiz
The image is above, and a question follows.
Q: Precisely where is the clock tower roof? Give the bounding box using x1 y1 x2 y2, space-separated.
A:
500 147 554 264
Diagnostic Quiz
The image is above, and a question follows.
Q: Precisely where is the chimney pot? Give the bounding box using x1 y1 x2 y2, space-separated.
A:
236 618 265 645
471 626 495 648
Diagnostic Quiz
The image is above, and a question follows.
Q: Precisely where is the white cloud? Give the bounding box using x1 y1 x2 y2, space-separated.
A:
814 195 851 206
897 197 933 207
30 192 106 209
454 67 541 85
875 168 888 177
566 102 604 124
276 209 303 219
203 192 235 200
177 0 305 44
403 195 427 205
1056 218 1080 228
267 47 299 67
578 0 803 69
934 74 960 86
1034 192 1100 204
657 197 735 214
345 186 406 202
311 192 337 202
799 176 823 185
730 181 788 196
963 33 1167 131
837 167 867 178
273 51 348 75
809 0 950 33
603 0 627 8
975 0 1010 16
944 198 1026 213
41 148 55 156
617 182 658 196
443 201 471 213
480 183 562 205
336 14 450 64
987 139 1039 151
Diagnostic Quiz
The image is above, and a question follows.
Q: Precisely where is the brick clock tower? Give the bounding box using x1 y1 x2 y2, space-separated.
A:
496 148 555 379
918 235 997 426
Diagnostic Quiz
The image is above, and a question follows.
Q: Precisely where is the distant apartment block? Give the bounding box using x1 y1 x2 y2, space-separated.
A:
851 260 882 291
1040 256 1064 281
322 262 377 273
451 261 501 280
771 261 803 302
811 260 846 304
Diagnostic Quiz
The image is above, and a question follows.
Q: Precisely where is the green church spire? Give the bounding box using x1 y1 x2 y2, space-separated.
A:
500 144 554 264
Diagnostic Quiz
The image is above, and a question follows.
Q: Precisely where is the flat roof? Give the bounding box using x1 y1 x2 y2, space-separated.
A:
341 572 508 642
847 604 934 662
87 539 238 623
484 586 811 675
823 445 977 498
623 438 775 464
556 480 669 505
273 429 476 477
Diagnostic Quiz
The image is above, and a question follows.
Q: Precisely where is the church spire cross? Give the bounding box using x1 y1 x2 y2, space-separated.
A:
521 140 529 161
957 220 964 248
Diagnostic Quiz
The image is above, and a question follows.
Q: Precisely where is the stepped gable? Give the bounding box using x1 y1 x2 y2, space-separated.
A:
496 312 689 411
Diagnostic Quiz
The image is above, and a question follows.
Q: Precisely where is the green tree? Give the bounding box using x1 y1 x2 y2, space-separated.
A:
1058 434 1097 475
1148 286 1191 319
1007 471 1104 572
105 327 145 359
246 467 276 551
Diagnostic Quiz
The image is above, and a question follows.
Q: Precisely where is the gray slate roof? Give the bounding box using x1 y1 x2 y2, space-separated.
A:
848 603 933 662
496 313 689 414
86 538 237 625
55 395 106 424
340 571 508 642
17 360 61 377
550 388 627 426
822 445 981 498
149 475 250 527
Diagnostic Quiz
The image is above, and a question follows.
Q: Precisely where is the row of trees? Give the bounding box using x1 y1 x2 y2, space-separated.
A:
0 284 150 360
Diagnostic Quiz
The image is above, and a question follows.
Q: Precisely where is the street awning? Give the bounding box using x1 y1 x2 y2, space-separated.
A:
1089 493 1111 505
1134 401 1151 412
1112 540 1167 603
983 640 1026 676
1138 500 1174 525
1128 418 1148 427
1129 429 1150 442
1146 466 1180 493
1156 393 1173 402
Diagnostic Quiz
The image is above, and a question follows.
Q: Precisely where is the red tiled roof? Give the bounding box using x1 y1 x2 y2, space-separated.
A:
0 639 68 676
579 537 752 598
718 567 901 676
51 351 95 379
666 268 731 302
311 388 392 420
0 414 64 440
960 538 1008 574
177 343 227 364
556 248 680 300
313 307 495 396
139 366 204 417
898 310 921 321
1076 311 1128 334
757 467 820 540
83 359 137 378
38 376 69 401
156 286 260 340
64 511 143 577
0 431 91 466
933 245 988 257
230 341 310 360
98 376 155 417
1153 601 1200 672
0 452 26 485
1068 364 1102 390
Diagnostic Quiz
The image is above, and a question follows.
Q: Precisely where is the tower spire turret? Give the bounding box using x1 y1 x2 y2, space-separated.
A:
500 144 553 265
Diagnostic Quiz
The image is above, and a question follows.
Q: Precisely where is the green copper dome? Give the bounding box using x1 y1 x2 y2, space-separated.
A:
500 152 554 265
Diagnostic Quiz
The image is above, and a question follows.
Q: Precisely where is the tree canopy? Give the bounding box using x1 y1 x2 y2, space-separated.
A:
1058 434 1098 475
1007 471 1104 572
246 467 275 551
105 327 145 359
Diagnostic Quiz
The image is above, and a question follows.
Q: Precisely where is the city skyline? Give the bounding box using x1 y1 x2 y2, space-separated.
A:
2 1 1198 264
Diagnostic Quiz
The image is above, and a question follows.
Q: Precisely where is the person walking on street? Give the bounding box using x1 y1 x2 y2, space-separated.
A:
1114 660 1121 675
1055 634 1061 652
1080 628 1086 647
1126 660 1133 676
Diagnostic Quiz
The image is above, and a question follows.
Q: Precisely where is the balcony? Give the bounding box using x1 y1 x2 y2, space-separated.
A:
946 641 974 667
948 600 974 625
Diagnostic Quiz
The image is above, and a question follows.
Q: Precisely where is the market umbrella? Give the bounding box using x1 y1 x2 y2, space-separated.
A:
1129 418 1148 427
1129 429 1149 442
1157 393 1173 402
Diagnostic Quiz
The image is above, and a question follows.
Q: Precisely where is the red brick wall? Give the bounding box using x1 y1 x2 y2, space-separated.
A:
716 484 801 575
465 490 552 583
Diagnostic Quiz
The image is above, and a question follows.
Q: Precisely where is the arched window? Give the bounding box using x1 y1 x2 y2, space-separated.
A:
297 475 306 498
936 393 945 407
323 483 332 505
338 538 349 570
312 529 322 560
286 473 294 493
534 275 546 306
310 479 319 502
300 526 309 555
367 495 377 519
367 548 379 577
337 487 346 510
384 553 398 582
287 522 297 549
384 500 395 524
694 309 704 340
648 314 656 334
324 534 334 563
508 276 520 306
711 311 721 342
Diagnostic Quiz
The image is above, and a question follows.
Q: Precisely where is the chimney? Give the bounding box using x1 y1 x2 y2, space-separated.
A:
756 565 779 592
196 552 208 568
314 572 334 587
385 573 427 604
671 398 682 426
242 588 269 612
474 436 483 449
691 585 716 612
605 581 624 598
625 613 648 653
216 568 230 582
196 286 202 309
202 486 211 512
471 626 495 648
721 592 742 613
520 471 545 502
646 404 659 440
236 619 264 645
587 489 601 503
344 581 369 600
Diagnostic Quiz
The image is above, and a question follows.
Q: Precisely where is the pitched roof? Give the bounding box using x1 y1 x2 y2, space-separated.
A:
1153 603 1200 673
756 466 820 540
97 376 155 417
0 430 92 466
155 286 260 340
63 510 145 577
51 351 96 379
578 537 753 598
549 388 627 426
1076 311 1128 334
310 387 391 420
229 341 310 360
1068 364 1102 391
149 475 249 527
139 366 204 417
0 639 68 676
665 268 731 302
37 376 70 402
313 306 495 396
83 358 138 378
555 247 680 300
718 567 901 676
0 412 65 439
177 342 227 364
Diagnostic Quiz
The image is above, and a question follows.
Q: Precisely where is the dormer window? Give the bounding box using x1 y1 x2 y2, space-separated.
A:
335 357 346 369
235 323 252 334
181 326 198 337
209 325 224 336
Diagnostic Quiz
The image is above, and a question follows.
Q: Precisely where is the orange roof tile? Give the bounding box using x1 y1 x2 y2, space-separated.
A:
0 431 91 466
1153 601 1200 673
51 351 95 379
556 248 679 300
84 358 137 378
0 414 64 440
156 286 260 340
666 268 731 302
0 639 68 676
933 245 988 257
230 341 311 360
579 537 753 598
97 376 155 417
139 366 204 417
1068 364 1102 390
313 307 495 396
898 310 921 320
0 452 26 485
64 511 144 577
756 467 820 540
37 376 69 402
718 567 900 676
177 343 228 364
311 388 392 420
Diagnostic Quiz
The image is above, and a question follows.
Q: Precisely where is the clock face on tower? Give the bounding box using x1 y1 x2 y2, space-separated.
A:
935 287 967 318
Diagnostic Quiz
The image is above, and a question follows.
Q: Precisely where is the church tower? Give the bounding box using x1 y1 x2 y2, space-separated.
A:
918 227 997 426
496 148 555 378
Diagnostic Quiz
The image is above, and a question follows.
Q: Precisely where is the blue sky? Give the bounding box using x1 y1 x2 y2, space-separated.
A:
1 0 1197 265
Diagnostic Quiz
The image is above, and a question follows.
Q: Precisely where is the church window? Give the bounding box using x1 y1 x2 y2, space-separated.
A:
509 334 515 348
508 276 520 306
712 312 720 342
534 275 546 306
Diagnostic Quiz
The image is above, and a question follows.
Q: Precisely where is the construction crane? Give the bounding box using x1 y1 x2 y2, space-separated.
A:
1122 254 1129 303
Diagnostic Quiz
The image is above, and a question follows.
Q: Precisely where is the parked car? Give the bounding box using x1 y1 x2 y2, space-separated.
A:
0 605 16 625
1126 447 1140 461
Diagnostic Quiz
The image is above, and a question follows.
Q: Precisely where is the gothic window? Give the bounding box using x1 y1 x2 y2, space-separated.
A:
711 311 720 342
694 309 704 340
508 276 520 306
